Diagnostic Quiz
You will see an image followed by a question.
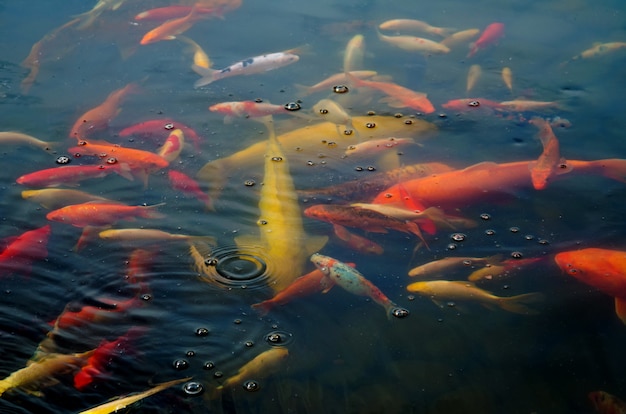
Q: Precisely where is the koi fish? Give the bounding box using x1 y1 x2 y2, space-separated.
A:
377 31 450 54
293 70 377 96
69 83 139 140
312 98 355 135
228 119 327 292
502 67 513 92
497 99 561 112
77 377 190 414
589 390 626 414
466 64 481 93
193 51 299 87
118 118 201 150
344 137 415 157
196 115 437 201
467 257 542 282
46 202 165 228
370 158 626 209
74 0 126 30
0 131 55 151
178 35 212 69
554 248 626 324
407 280 543 314
0 225 51 276
209 100 296 123
168 170 213 210
332 224 383 255
140 6 204 45
346 72 435 114
251 264 354 316
135 5 222 22
304 204 426 243
440 28 480 48
343 34 365 72
442 97 505 112
528 117 571 190
50 295 143 332
22 189 111 210
570 42 626 61
157 129 185 163
99 228 216 245
408 255 502 278
467 22 505 58
214 347 288 395
378 19 456 37
310 253 407 318
16 164 123 188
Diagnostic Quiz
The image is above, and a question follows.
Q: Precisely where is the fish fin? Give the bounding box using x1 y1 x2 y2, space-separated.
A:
251 301 272 316
192 64 218 88
293 83 311 96
113 163 135 181
498 292 544 315
556 158 574 175
615 297 626 324
304 235 329 255
405 221 429 250
379 96 407 109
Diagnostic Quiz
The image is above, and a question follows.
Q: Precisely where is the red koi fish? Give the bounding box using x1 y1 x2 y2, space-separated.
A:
554 248 626 324
52 295 142 331
74 327 145 390
118 119 201 150
140 7 204 45
529 117 570 190
304 204 426 243
250 265 356 316
157 129 185 163
346 72 435 114
0 225 51 276
371 158 625 210
167 170 213 210
467 22 505 58
46 202 165 228
589 391 626 414
332 224 383 255
125 248 155 286
69 84 139 140
441 97 505 112
16 164 122 188
310 253 407 318
135 5 222 22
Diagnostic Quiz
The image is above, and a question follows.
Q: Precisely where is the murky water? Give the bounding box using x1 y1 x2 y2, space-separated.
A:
0 0 625 413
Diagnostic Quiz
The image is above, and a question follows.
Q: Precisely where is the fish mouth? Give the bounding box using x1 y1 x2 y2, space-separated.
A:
194 244 272 290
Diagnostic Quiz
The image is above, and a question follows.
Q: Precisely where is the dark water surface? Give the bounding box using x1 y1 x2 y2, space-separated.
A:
0 0 625 413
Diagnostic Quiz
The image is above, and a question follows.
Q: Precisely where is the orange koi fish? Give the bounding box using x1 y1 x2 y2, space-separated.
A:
51 295 143 332
157 129 185 162
528 117 571 190
468 22 505 58
346 72 435 114
294 70 377 96
589 391 626 414
554 248 626 324
502 67 513 92
118 118 201 150
16 164 122 188
311 253 408 318
68 142 169 177
377 31 450 54
442 97 505 112
304 204 426 242
251 264 358 316
140 7 204 45
371 158 626 209
69 83 139 140
378 19 456 37
167 170 213 210
0 225 51 276
46 202 165 228
135 5 222 22
332 224 383 255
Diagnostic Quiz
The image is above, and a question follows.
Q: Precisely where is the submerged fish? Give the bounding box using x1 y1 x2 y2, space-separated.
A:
215 347 288 394
589 390 626 414
21 189 111 210
528 116 571 190
0 132 55 151
408 255 501 278
467 22 505 58
379 19 456 37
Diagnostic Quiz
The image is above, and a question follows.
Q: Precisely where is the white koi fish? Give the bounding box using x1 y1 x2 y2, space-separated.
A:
193 52 299 87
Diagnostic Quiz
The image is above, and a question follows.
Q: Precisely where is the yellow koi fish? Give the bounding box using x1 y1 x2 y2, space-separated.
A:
215 347 288 395
99 228 216 245
440 28 480 48
408 255 502 278
377 31 450 54
379 19 456 37
571 42 626 60
501 67 513 92
21 188 111 210
466 64 481 94
343 34 365 72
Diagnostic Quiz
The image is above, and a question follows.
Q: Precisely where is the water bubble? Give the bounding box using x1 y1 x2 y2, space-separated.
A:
306 161 315 166
78 140 88 146
245 341 254 348
195 328 209 337
284 102 301 111
318 108 329 114
367 110 376 116
384 193 392 198
254 98 263 103
468 100 480 107
295 146 303 151
343 129 354 136
462 260 472 266
243 380 259 392
355 166 364 171
447 243 457 250
234 319 242 324
450 233 466 242
244 179 255 187
446 302 456 307
509 227 520 233
326 141 337 148
214 371 223 378
74 153 82 158
106 157 117 164
510 251 523 259
97 165 105 169
438 113 447 118
186 350 196 357
404 119 413 125
524 234 534 241
98 152 108 158
407 295 415 301
141 294 152 301
394 113 403 118
56 156 71 165
365 122 376 128
164 123 175 130
204 258 218 266
480 213 491 220
183 381 204 396
172 359 189 370
392 307 409 318
367 166 376 171
332 85 349 94
538 239 550 245
266 333 282 343
485 229 496 236
203 361 215 370
271 156 283 162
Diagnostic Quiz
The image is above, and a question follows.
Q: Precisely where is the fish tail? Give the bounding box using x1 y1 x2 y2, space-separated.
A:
190 235 217 245
251 301 272 316
497 292 544 315
192 64 219 88
406 221 430 250
139 203 166 220
595 159 626 183
293 83 312 96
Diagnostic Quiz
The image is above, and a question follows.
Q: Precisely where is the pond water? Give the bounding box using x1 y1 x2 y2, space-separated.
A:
1 0 626 413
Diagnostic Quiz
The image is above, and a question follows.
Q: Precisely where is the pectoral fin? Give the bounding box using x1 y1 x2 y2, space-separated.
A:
304 235 329 255
556 158 574 175
615 296 626 325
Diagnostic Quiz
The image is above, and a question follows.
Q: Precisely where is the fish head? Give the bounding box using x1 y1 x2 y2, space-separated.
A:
406 281 431 294
553 251 587 281
310 253 332 274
